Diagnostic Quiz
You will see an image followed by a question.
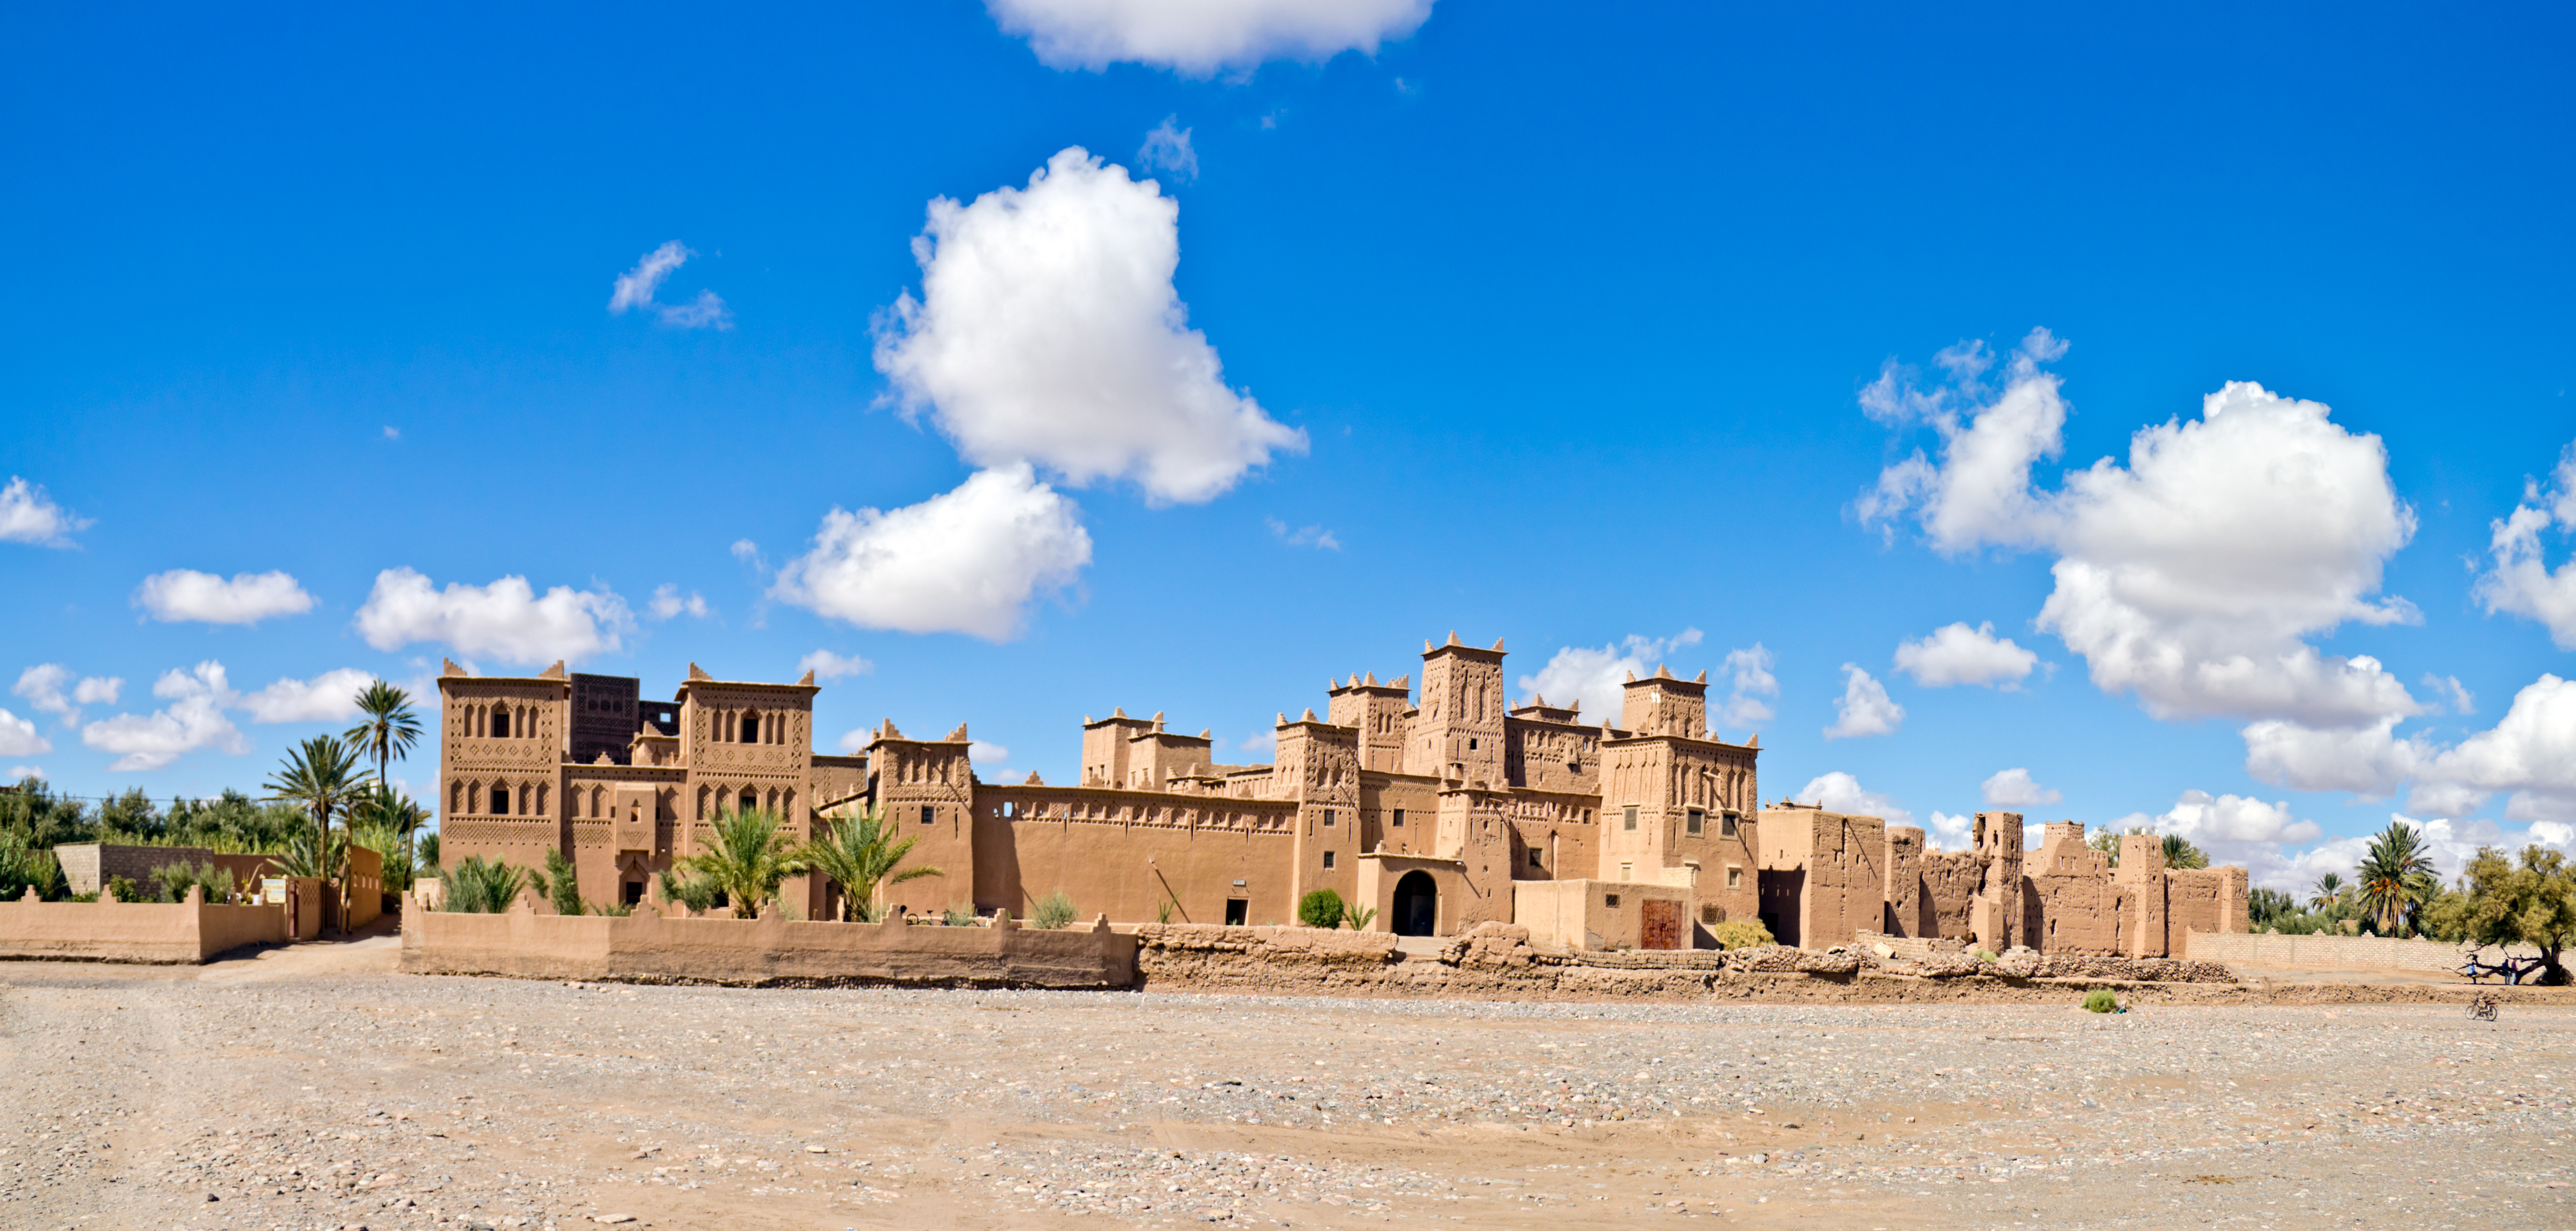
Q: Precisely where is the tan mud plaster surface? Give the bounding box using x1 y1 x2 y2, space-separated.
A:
2 948 2571 1230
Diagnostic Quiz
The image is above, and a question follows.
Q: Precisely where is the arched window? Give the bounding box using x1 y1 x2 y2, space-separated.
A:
490 780 510 815
739 788 757 815
535 784 549 815
492 707 511 739
739 711 759 743
450 780 464 813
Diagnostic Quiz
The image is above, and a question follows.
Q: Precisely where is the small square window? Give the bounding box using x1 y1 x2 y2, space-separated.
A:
1619 862 1633 881
1686 808 1706 835
1722 811 1741 837
1224 898 1248 926
1623 806 1639 831
1701 904 1721 924
1323 850 1337 870
1726 866 1742 888
1323 808 1336 827
1528 848 1543 868
1604 893 1622 908
1391 808 1405 828
1467 738 1478 750
920 805 935 825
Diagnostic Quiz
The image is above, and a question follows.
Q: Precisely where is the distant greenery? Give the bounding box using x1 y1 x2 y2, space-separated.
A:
148 861 237 904
0 840 65 902
2082 989 2120 1013
2081 827 2208 870
2428 845 2576 985
1297 888 1346 930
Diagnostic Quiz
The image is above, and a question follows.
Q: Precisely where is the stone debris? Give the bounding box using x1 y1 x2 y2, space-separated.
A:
0 963 2565 1229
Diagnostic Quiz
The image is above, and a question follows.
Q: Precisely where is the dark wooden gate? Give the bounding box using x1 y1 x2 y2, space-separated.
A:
1641 899 1684 949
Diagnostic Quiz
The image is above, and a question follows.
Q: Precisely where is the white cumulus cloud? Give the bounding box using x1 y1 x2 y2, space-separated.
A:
1823 664 1903 740
354 568 634 666
1980 768 2062 809
238 668 377 724
647 584 710 621
988 0 1435 75
798 650 875 681
1860 340 2419 732
6 765 40 781
770 465 1093 642
0 477 89 547
81 661 251 771
12 665 120 726
133 568 316 625
0 706 50 757
1793 771 1914 829
1892 621 2038 688
1516 629 1706 729
2473 441 2576 648
874 147 1306 505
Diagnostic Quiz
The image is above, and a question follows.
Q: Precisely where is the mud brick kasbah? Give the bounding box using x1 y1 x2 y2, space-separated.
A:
435 633 2247 953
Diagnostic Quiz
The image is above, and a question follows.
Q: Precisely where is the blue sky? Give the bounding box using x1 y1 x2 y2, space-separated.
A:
5 2 2573 891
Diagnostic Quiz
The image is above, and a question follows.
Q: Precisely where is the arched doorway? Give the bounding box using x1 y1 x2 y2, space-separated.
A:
1393 871 1438 936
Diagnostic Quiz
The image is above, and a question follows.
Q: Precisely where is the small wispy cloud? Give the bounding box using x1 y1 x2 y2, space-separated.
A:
647 583 710 621
798 649 873 681
1266 517 1340 550
609 242 732 330
1138 116 1199 181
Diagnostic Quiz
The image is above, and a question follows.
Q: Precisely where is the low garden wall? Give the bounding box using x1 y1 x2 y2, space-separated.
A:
2183 929 2539 972
399 902 1138 989
0 888 289 963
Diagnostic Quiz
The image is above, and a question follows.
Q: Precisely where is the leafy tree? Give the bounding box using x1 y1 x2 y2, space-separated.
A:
2087 829 2124 865
263 735 373 929
1297 888 1346 929
2247 886 2294 928
2355 820 2437 936
656 866 719 913
799 808 942 922
2428 845 2576 985
671 808 809 918
529 848 587 915
343 681 423 870
2161 834 2210 870
0 841 65 901
97 787 164 842
351 786 430 893
0 777 94 848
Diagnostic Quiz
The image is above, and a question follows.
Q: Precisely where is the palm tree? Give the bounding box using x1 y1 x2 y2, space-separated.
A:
263 735 374 932
2356 820 2436 936
343 682 423 871
2161 834 2210 870
672 808 810 918
352 785 430 893
800 808 942 922
2308 871 2347 913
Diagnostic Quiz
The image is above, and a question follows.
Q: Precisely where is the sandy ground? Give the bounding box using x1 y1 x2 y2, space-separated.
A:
2 938 2571 1231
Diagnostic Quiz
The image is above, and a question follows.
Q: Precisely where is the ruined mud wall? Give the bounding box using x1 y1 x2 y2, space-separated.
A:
1920 853 1980 941
2165 867 2247 948
402 903 1136 988
2023 873 2130 955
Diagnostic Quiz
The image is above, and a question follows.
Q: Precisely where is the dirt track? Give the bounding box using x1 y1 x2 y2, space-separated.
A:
3 940 2571 1230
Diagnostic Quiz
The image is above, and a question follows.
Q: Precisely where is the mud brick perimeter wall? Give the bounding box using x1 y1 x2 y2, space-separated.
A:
0 896 288 963
2183 930 2537 972
400 907 1137 989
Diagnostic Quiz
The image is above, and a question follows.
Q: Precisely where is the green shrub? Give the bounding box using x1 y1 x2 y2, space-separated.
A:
2082 989 2120 1014
439 856 528 914
529 849 586 916
942 903 980 927
1709 918 1774 950
1153 897 1176 925
656 867 719 913
150 861 235 904
107 875 141 903
0 842 64 901
1032 890 1078 930
1297 888 1346 929
1973 948 1998 962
